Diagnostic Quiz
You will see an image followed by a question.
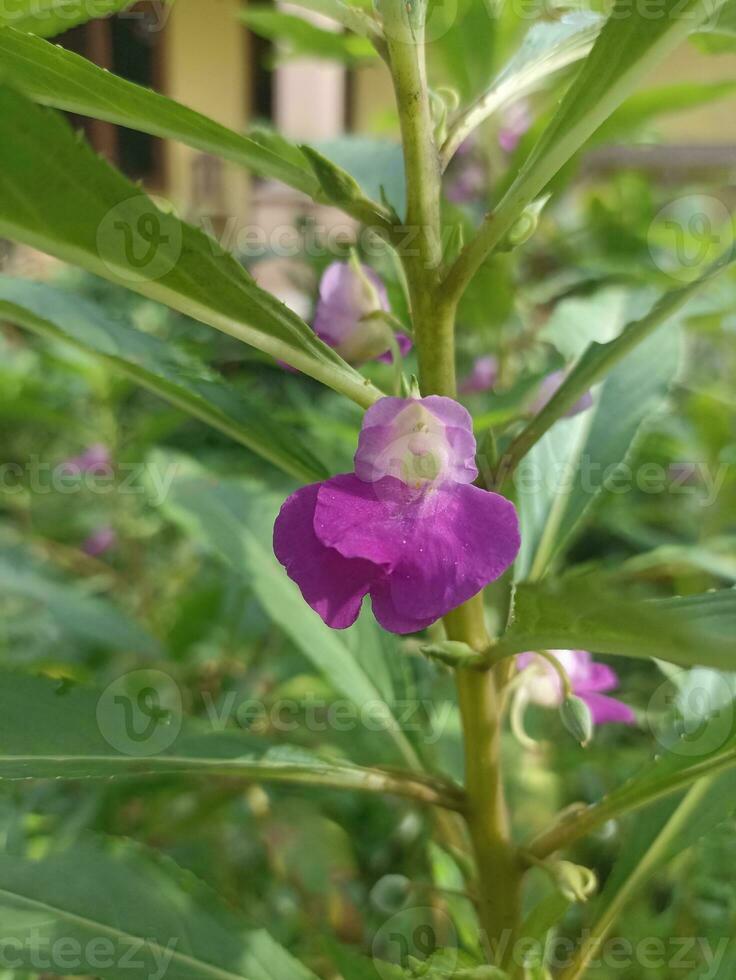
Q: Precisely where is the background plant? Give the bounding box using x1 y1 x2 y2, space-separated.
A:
0 0 735 978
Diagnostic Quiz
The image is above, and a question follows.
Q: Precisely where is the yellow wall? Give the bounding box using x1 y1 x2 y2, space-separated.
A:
164 0 251 224
650 43 736 143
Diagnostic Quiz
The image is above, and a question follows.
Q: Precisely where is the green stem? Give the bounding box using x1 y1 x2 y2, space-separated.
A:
381 0 454 391
445 600 522 967
557 779 714 980
527 744 736 861
382 2 521 961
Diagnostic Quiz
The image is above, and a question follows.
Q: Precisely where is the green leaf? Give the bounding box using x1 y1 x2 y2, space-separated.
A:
0 27 318 197
445 0 728 288
0 0 136 36
239 5 376 63
562 778 726 980
505 253 735 485
514 321 681 580
0 559 160 656
441 12 604 168
0 277 327 484
494 578 736 670
0 670 461 807
530 675 736 859
152 455 425 769
0 836 318 980
0 84 382 408
287 0 383 43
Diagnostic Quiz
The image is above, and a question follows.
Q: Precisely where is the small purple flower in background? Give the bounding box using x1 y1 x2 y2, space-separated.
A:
313 261 411 365
498 100 533 154
445 136 487 205
459 355 499 394
273 396 520 634
61 443 113 476
517 649 635 727
530 369 594 417
82 526 117 558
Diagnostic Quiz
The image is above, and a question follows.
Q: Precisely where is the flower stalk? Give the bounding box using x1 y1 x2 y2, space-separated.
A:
381 4 522 958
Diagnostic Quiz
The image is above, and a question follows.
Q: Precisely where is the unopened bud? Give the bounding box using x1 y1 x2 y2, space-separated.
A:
560 695 594 747
420 641 486 669
550 860 598 904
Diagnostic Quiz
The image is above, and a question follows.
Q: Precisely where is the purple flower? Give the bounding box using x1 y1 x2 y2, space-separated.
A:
274 396 520 634
313 262 411 365
530 370 594 417
82 526 117 558
498 101 532 154
459 355 499 394
61 443 113 476
446 160 488 204
518 650 635 726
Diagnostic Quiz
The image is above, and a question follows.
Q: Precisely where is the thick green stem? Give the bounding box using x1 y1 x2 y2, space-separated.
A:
381 0 454 390
382 2 521 961
445 600 522 966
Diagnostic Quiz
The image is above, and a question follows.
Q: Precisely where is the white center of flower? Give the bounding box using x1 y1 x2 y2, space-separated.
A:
375 403 451 487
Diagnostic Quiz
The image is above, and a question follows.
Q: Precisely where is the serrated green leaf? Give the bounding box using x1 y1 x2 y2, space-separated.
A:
0 0 136 36
514 321 681 580
0 277 327 483
442 12 603 167
0 836 318 980
240 6 376 63
0 670 461 806
495 578 736 670
0 85 382 408
152 455 425 769
0 27 318 198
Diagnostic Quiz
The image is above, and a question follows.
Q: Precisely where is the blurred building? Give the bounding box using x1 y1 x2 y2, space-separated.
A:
49 0 736 227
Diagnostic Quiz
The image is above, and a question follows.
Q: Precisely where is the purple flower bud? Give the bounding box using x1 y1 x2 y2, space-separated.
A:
82 526 117 558
61 444 113 476
273 396 520 634
313 262 411 365
498 100 532 154
530 370 594 417
459 355 499 394
517 650 635 726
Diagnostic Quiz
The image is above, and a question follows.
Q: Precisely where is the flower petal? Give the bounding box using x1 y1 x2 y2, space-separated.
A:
273 481 380 629
582 693 636 726
315 474 520 626
377 332 413 363
354 396 478 486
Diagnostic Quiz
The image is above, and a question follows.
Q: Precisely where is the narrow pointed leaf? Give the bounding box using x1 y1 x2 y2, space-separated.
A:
0 85 382 408
0 671 461 807
495 578 736 670
0 277 327 483
0 0 136 36
0 837 318 980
